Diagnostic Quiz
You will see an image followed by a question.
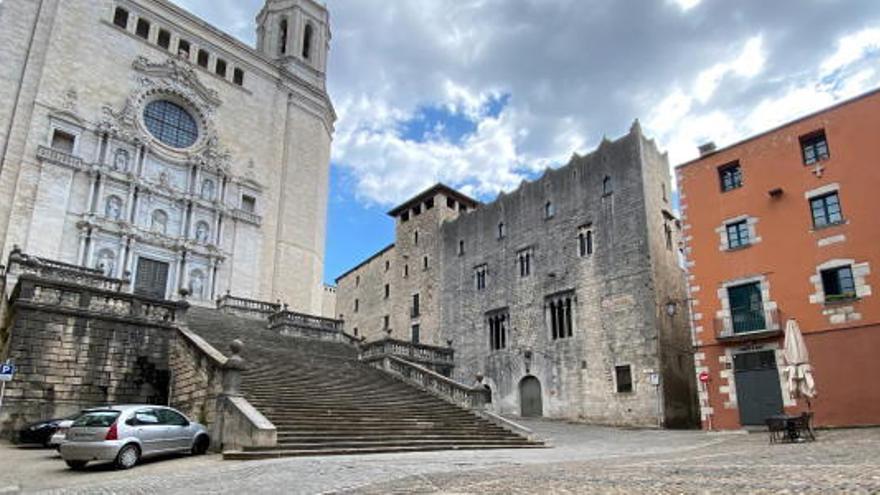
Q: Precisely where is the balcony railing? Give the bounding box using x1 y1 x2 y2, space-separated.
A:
267 309 357 345
715 307 782 342
230 208 262 226
36 145 85 170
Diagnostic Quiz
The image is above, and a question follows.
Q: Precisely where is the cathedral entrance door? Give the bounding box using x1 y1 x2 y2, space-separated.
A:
134 257 170 300
519 376 543 417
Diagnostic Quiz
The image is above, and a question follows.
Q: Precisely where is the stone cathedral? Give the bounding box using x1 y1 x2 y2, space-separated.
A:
0 0 335 314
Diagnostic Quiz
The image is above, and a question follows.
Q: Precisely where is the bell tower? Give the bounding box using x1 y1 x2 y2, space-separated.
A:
256 0 330 83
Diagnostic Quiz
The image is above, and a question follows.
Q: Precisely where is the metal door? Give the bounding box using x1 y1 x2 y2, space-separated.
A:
134 258 169 300
519 376 543 418
734 350 784 426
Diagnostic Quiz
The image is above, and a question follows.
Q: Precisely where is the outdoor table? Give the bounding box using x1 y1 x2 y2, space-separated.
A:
766 412 816 443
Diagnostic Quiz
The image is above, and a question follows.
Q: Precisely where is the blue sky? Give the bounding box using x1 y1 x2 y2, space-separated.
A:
174 0 880 284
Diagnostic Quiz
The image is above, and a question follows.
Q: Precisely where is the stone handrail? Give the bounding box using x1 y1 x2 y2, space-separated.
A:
36 145 85 170
171 329 276 452
216 293 280 319
12 274 183 326
5 249 126 293
268 309 342 331
370 355 488 411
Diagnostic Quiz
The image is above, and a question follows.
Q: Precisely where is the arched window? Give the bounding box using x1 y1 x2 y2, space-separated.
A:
194 221 210 244
105 195 123 220
279 18 288 55
95 249 116 277
603 176 613 195
151 210 168 234
302 23 314 59
189 269 206 299
200 178 215 200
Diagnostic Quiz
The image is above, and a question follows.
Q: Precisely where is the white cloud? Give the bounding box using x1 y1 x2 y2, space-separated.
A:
820 28 880 75
175 0 880 203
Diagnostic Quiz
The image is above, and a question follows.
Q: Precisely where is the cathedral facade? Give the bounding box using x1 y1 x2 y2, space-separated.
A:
0 0 334 313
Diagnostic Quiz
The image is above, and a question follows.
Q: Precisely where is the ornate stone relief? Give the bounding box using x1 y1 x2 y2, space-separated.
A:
98 56 231 175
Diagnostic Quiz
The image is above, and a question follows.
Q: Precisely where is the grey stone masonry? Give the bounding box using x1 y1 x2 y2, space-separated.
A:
336 122 697 427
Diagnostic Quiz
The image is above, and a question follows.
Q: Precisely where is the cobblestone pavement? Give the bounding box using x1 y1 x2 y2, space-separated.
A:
0 421 876 494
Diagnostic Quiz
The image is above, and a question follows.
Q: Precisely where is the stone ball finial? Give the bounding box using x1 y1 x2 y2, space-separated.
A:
229 338 243 356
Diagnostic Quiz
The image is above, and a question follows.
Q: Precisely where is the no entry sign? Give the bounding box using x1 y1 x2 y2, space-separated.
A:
698 371 710 383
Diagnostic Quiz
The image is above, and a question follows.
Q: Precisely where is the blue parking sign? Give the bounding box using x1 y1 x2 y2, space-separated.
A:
0 363 14 381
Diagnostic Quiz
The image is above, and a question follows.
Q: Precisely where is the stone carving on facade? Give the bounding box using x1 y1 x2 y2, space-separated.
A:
195 222 210 244
200 178 215 201
99 57 231 175
95 249 116 277
62 88 79 113
151 210 169 235
112 149 130 171
189 269 206 299
105 195 123 221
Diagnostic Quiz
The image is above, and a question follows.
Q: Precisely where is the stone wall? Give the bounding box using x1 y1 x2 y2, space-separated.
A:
0 274 183 436
168 327 226 428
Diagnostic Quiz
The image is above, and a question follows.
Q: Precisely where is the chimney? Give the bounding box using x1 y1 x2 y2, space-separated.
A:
698 142 717 156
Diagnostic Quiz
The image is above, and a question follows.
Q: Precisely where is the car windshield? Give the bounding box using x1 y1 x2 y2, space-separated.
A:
72 411 120 427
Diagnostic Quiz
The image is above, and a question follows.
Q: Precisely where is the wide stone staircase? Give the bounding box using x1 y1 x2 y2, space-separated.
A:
186 307 543 458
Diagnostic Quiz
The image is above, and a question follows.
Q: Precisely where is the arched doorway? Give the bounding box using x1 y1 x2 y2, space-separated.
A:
519 376 543 417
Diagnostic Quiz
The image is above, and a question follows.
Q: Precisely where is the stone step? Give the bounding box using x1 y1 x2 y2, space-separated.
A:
247 438 540 451
224 443 546 460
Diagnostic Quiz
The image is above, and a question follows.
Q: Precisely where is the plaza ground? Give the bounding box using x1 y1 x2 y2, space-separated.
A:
1 420 877 494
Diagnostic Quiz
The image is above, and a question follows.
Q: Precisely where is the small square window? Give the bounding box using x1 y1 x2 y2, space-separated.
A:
544 202 555 219
821 266 856 301
458 240 464 256
447 197 456 209
423 256 429 270
411 324 420 344
385 260 390 272
383 315 389 329
135 18 150 39
400 211 410 222
718 162 742 192
810 192 842 228
354 299 359 313
233 68 245 86
425 198 434 210
725 220 750 249
801 131 829 165
497 222 506 240
157 29 171 50
615 365 633 393
384 284 390 299
241 194 256 213
113 7 129 29
50 129 76 154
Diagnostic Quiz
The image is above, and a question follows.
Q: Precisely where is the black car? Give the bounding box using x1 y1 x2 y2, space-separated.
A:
18 414 79 447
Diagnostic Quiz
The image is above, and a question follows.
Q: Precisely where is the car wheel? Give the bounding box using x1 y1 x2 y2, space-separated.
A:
66 460 88 470
191 435 209 455
114 444 140 470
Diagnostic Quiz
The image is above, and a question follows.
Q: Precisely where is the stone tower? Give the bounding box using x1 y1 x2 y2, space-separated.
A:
257 0 331 87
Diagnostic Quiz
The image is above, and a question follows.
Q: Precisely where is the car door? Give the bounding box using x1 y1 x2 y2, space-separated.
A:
129 409 167 455
156 408 192 451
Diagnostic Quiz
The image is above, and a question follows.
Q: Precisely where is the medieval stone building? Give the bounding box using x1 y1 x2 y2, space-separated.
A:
0 0 334 314
336 123 698 427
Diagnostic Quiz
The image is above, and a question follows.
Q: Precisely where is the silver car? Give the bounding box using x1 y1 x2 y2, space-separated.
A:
60 405 210 470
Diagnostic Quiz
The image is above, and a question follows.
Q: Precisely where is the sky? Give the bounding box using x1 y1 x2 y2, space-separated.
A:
175 0 880 284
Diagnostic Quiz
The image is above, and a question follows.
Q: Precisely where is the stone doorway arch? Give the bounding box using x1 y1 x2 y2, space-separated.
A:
519 375 543 417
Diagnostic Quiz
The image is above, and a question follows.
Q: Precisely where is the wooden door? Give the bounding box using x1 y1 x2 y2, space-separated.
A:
134 257 170 300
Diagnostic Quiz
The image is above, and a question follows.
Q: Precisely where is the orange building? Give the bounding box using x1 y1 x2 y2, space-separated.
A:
677 89 880 430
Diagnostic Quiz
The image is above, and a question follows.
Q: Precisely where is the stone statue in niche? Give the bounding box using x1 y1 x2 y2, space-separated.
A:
105 196 123 221
189 270 205 299
151 210 168 234
195 222 210 244
113 149 130 171
158 170 170 188
96 249 116 277
200 179 215 201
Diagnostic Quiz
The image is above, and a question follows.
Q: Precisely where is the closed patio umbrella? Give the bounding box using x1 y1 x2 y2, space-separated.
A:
782 319 817 408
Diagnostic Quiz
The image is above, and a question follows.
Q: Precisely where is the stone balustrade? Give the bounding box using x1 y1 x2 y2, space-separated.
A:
4 248 127 294
216 293 281 320
370 355 487 411
230 208 262 226
360 337 454 375
267 309 357 344
36 145 85 170
12 274 183 326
